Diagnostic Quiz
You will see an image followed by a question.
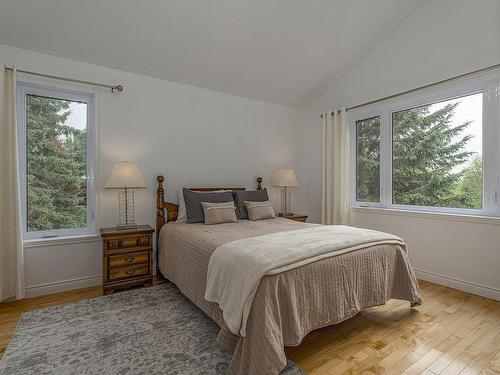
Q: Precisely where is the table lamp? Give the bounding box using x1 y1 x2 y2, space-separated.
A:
105 161 147 229
271 168 299 216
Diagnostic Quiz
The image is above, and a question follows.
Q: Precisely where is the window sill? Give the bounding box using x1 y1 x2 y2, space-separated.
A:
23 234 100 248
351 206 500 225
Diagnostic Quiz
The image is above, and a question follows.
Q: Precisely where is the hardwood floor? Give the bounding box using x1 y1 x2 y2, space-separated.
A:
1 280 498 374
287 280 500 374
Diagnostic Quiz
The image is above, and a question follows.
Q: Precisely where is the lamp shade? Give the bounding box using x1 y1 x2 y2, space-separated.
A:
104 162 147 188
271 168 299 187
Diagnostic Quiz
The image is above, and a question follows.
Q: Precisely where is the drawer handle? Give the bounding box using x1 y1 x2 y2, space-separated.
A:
124 257 135 263
126 270 135 276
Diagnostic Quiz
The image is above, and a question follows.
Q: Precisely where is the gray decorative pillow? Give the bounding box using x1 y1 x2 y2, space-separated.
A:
183 188 235 223
177 189 229 222
201 201 237 225
244 200 275 221
233 189 269 219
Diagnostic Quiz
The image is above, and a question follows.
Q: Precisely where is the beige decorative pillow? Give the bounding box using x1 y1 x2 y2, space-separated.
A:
244 200 275 221
201 201 237 225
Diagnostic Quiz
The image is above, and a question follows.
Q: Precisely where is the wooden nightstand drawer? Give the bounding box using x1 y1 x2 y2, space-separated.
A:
109 251 149 268
109 263 149 281
100 225 154 294
105 236 151 251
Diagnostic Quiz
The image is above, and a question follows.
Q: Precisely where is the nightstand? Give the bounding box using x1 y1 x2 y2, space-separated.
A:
283 214 308 223
100 225 154 294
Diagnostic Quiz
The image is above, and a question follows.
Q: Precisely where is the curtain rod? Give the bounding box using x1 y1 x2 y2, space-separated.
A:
321 62 500 118
5 66 124 92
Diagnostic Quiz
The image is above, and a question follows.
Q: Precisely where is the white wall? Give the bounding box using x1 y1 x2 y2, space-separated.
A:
0 44 304 297
299 0 500 300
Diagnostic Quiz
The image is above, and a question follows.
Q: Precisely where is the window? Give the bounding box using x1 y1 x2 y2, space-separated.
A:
392 93 482 209
17 84 95 239
356 116 380 203
351 72 500 217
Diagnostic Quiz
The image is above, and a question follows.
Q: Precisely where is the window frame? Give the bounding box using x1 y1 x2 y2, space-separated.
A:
350 70 500 218
17 82 97 240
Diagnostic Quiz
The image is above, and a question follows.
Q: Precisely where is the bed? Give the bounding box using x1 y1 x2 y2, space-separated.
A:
155 175 422 375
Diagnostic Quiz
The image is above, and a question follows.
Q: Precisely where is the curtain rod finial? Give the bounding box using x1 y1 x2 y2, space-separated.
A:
112 85 124 93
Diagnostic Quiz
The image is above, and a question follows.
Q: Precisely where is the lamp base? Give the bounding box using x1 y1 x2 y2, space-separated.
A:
116 223 138 230
118 188 136 229
277 212 294 217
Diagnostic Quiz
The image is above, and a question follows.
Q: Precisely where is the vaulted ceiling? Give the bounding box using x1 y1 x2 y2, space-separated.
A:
0 0 422 107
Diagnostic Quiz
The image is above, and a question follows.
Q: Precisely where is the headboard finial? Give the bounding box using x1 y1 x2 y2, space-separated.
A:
256 177 263 190
156 175 166 244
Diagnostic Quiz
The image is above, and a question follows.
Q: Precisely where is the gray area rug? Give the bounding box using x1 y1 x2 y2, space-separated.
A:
0 283 304 375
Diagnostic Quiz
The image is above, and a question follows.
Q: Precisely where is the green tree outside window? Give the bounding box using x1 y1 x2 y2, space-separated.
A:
26 95 88 231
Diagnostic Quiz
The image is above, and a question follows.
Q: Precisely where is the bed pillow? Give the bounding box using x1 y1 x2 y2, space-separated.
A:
176 188 188 222
201 201 237 225
244 200 275 221
233 189 269 219
177 188 228 222
183 188 235 223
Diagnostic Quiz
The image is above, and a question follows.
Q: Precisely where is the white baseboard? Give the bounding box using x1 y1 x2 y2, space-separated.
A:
414 268 500 301
25 275 102 298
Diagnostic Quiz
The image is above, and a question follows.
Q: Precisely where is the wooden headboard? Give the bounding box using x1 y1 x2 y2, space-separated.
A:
156 175 263 238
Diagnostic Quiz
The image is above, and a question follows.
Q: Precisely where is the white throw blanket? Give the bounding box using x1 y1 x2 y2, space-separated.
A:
205 225 405 336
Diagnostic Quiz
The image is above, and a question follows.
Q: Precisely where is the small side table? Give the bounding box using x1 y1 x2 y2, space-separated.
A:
282 214 308 223
100 225 154 294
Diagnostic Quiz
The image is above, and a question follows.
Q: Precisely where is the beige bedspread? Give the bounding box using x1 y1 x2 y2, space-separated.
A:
158 218 422 375
206 225 405 337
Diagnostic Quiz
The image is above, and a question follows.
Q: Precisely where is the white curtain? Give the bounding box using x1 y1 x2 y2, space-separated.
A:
321 108 350 225
0 64 25 301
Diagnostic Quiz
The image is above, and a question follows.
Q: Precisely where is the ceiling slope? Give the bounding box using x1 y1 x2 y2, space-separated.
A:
0 0 420 107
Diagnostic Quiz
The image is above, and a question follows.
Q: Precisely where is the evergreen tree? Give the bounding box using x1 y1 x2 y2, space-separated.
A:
356 117 380 202
451 155 482 209
26 95 87 231
392 103 475 207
